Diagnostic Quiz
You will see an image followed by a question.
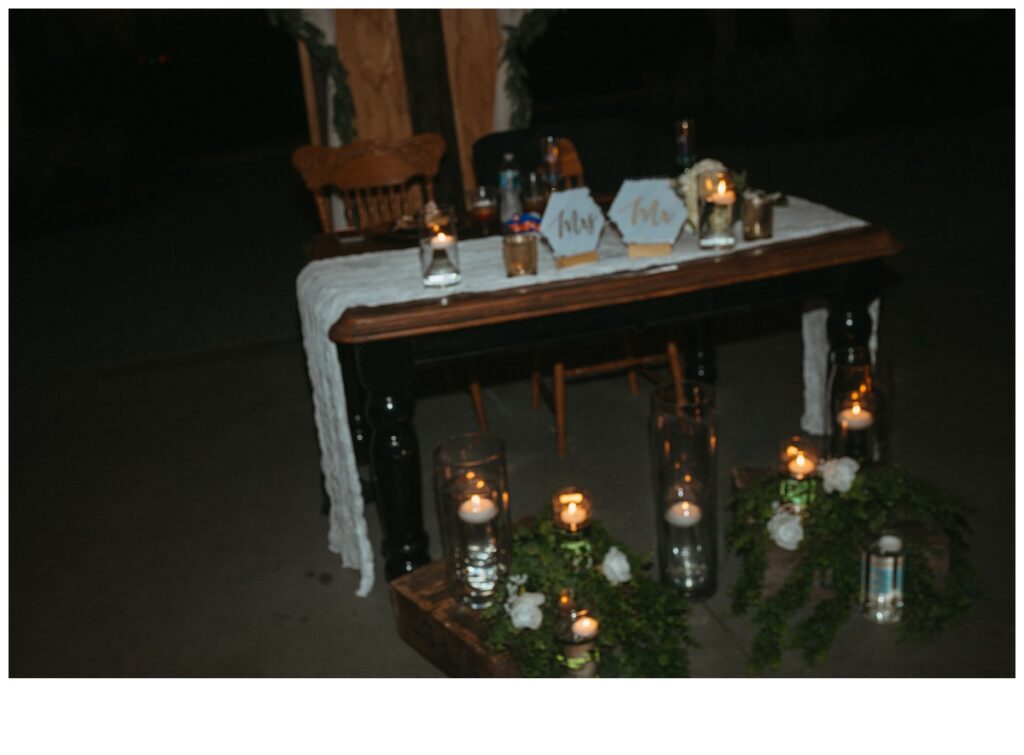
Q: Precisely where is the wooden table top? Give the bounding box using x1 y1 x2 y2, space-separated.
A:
312 225 899 345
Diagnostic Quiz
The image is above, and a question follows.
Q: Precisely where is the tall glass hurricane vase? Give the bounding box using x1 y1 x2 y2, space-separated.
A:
650 382 718 600
434 433 511 609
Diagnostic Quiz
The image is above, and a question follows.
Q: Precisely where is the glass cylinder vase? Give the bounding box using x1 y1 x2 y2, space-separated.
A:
433 432 511 609
828 345 883 464
419 204 462 287
650 381 718 599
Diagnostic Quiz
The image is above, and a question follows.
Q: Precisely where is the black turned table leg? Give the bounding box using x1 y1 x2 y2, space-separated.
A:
354 339 430 579
322 345 374 515
684 320 717 384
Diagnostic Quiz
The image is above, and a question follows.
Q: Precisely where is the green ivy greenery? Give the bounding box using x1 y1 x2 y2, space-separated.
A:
726 465 977 675
501 10 562 128
480 518 695 677
268 10 358 144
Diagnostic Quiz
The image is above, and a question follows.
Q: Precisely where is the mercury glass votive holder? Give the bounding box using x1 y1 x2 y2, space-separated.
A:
742 190 775 240
697 170 736 250
434 432 511 609
419 204 461 287
650 381 718 600
502 233 538 276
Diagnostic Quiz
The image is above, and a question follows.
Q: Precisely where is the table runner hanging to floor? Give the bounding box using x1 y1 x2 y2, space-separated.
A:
297 197 872 596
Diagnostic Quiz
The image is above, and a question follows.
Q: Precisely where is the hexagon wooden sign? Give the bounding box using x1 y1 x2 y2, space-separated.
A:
540 187 605 268
608 178 687 257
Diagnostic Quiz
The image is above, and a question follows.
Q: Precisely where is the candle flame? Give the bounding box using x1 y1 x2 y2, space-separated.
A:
717 179 727 195
852 403 862 415
465 471 476 480
470 494 481 511
475 480 485 489
436 232 448 242
795 452 807 467
567 501 577 515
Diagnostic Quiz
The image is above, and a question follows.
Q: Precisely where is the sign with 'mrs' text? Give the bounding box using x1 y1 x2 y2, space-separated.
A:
607 178 687 245
539 187 605 261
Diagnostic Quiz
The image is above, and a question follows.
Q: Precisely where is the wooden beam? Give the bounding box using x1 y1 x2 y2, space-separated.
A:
440 9 503 195
335 9 413 140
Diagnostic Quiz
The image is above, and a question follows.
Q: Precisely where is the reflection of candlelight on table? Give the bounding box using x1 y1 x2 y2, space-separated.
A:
837 401 874 430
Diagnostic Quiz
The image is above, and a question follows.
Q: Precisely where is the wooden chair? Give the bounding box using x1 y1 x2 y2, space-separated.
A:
528 137 681 456
292 135 489 432
292 134 446 232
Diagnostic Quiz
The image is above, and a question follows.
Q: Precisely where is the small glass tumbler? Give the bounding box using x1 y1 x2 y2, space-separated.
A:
523 171 548 215
557 607 600 678
650 381 718 599
502 233 538 276
551 486 593 536
466 186 498 236
419 204 461 287
697 170 737 250
742 190 774 240
861 533 904 624
434 432 511 609
779 435 821 513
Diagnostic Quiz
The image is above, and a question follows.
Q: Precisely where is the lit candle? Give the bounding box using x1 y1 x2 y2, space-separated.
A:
708 178 736 205
571 615 599 640
553 488 592 533
560 501 589 528
430 231 454 251
664 500 703 528
787 451 817 479
837 402 875 430
457 494 498 525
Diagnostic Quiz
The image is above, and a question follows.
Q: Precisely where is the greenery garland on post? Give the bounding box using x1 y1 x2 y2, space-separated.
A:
501 10 561 128
268 10 358 144
726 463 977 675
481 518 695 677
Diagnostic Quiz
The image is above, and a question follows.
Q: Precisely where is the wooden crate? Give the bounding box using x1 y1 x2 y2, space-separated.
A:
732 467 950 599
389 560 518 677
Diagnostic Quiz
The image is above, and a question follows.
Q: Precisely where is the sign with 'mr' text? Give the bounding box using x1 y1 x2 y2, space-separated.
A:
540 187 605 266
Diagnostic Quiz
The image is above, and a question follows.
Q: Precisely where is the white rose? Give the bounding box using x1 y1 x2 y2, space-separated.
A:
767 511 804 551
505 591 545 630
819 457 860 494
601 546 632 585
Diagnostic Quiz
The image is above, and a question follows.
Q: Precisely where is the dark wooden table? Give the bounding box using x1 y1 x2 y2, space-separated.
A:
314 224 900 580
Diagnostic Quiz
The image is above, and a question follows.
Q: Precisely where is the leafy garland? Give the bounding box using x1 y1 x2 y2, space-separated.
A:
480 518 695 677
726 464 977 675
268 10 358 144
501 10 562 128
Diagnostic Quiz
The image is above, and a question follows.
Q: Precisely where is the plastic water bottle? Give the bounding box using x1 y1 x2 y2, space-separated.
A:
498 152 522 225
861 533 904 624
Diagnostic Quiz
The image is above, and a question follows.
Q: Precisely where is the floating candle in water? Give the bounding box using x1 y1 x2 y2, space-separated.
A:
665 500 703 528
837 402 875 430
458 494 498 524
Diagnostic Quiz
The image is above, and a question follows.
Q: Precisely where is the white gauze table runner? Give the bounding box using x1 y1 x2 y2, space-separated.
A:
297 197 873 595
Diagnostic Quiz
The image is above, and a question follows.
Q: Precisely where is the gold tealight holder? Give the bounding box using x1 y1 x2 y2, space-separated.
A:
501 233 538 277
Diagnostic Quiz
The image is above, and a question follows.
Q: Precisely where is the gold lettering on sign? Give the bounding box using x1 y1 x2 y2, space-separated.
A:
556 209 596 238
631 197 671 226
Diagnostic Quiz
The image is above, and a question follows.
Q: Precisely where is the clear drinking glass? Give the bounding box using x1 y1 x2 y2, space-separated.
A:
650 381 718 599
466 186 498 236
433 432 511 609
697 170 737 250
523 171 548 215
419 204 461 287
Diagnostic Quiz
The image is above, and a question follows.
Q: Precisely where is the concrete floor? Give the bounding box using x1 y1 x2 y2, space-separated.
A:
8 112 1014 676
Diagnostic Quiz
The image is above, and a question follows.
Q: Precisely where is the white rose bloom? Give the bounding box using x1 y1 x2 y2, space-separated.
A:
767 511 804 551
601 546 632 585
819 457 860 494
505 591 545 630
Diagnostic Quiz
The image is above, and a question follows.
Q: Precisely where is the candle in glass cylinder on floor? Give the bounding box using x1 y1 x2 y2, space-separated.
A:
662 487 711 595
837 401 875 430
457 493 500 608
